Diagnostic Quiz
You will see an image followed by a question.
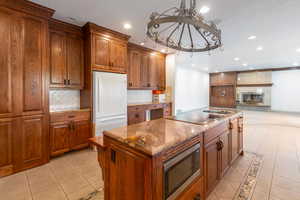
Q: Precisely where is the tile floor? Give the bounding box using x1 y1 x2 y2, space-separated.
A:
1 110 300 200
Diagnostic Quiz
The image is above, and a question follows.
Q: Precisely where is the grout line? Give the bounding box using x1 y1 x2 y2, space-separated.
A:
24 172 34 200
266 133 279 200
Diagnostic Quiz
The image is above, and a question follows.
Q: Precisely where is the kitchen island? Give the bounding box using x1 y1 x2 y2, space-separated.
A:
90 108 244 200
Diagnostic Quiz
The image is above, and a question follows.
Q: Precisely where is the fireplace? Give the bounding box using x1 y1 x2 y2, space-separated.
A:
242 92 264 104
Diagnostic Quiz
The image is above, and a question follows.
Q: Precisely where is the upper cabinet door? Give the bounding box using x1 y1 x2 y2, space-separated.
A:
140 53 150 88
149 55 159 89
50 31 67 88
22 16 47 115
66 36 84 89
0 10 18 118
127 50 141 88
109 40 127 73
93 35 110 69
157 55 166 90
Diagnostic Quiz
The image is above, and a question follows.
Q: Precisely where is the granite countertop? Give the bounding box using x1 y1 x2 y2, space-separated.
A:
127 101 171 107
99 108 243 156
103 119 205 156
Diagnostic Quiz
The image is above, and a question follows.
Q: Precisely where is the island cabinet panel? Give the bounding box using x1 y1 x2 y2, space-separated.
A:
220 131 230 176
106 147 147 200
204 137 220 195
238 117 244 154
0 118 14 177
49 20 84 89
230 118 240 163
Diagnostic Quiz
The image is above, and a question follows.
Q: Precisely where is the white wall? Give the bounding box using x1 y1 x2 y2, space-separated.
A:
271 70 300 112
174 66 209 114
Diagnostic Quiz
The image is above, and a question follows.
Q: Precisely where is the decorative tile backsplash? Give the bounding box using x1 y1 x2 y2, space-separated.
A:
49 89 80 112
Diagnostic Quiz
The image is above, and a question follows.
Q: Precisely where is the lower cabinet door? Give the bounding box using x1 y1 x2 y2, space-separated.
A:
231 119 240 163
220 131 230 176
50 123 70 156
71 120 91 150
128 111 145 125
15 115 49 171
205 137 220 196
0 118 14 177
106 147 147 200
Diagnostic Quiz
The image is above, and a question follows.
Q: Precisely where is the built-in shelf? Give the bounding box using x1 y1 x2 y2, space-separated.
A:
237 83 273 87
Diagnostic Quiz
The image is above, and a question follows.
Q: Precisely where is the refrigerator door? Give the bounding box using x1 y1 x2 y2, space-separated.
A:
93 72 127 136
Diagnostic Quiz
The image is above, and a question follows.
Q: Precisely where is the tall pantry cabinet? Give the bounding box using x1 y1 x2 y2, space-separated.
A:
0 0 54 177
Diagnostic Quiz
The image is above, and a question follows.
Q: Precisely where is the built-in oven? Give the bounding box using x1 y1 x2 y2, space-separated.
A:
163 143 201 200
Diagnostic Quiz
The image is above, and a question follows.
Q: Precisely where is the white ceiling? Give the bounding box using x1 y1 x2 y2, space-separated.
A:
30 0 300 72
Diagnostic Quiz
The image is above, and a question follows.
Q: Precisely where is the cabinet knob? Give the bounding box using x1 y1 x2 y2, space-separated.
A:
129 82 133 87
194 193 201 200
64 79 67 85
147 83 150 87
135 114 139 118
68 80 70 85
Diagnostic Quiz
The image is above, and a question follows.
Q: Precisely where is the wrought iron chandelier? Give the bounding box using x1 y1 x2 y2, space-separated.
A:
147 0 222 52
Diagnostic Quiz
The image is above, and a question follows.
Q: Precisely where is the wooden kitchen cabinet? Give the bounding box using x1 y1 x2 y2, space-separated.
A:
210 72 237 86
128 50 141 88
106 146 148 200
127 43 166 90
230 118 240 163
50 122 70 156
49 20 84 89
71 120 91 150
0 118 14 177
50 110 91 157
128 111 146 125
204 137 220 195
84 22 130 74
14 115 49 172
220 131 230 176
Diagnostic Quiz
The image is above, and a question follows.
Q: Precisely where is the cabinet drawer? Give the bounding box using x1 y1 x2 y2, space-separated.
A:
176 177 204 200
128 111 145 125
128 105 146 112
149 104 163 110
50 110 90 123
204 122 228 144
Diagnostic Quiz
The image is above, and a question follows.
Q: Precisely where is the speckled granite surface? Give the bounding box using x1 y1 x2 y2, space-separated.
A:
102 109 243 156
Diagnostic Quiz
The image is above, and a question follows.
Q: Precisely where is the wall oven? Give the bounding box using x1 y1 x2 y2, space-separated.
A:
163 143 201 200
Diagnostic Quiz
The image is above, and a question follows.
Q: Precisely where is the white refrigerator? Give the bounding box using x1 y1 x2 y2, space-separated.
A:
93 71 127 136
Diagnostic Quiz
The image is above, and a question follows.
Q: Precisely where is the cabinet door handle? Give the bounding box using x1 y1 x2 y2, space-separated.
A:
194 193 201 200
111 149 116 163
68 80 70 85
64 79 67 85
147 83 150 87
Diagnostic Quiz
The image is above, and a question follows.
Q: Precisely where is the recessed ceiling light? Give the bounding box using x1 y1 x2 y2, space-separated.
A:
199 6 210 14
234 57 240 61
293 62 299 66
150 52 156 56
161 49 166 53
192 64 195 67
123 23 132 30
297 48 300 52
204 67 209 71
242 63 248 67
248 35 257 40
256 46 263 51
140 42 145 46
